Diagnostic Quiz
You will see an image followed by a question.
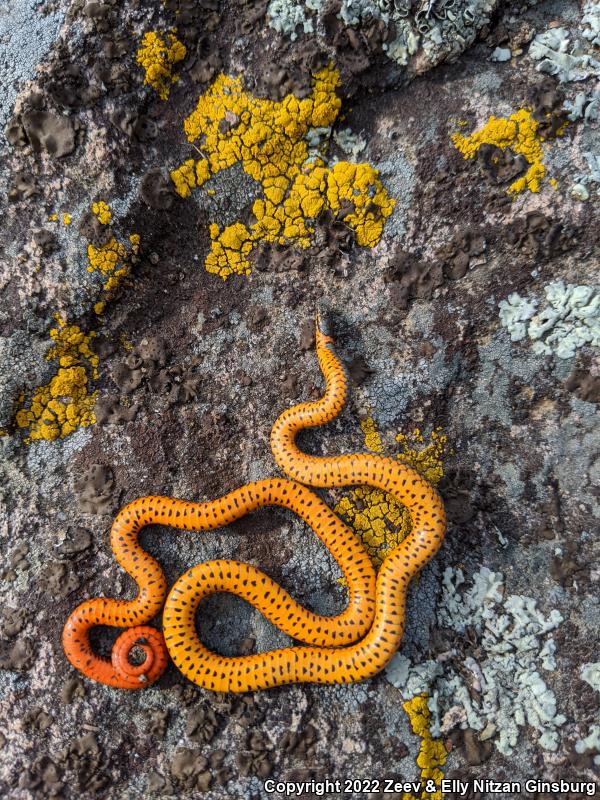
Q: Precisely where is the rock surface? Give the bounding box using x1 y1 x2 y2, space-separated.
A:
1 0 599 797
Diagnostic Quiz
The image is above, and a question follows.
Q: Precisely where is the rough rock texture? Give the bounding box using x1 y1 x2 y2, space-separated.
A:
1 0 599 797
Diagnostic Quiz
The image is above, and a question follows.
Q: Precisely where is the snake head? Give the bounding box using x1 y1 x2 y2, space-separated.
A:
316 302 335 343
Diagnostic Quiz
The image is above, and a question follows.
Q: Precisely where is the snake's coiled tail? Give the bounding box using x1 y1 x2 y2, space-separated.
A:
63 479 376 688
163 313 446 692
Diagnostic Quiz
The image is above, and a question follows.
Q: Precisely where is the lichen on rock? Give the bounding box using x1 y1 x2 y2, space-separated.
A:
170 66 395 278
136 30 187 100
14 316 99 442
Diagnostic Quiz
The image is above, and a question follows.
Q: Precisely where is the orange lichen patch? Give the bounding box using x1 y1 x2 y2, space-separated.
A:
452 108 563 195
336 420 449 569
14 316 98 442
402 694 447 800
86 233 140 295
92 201 112 225
48 212 72 224
136 30 186 100
170 66 395 278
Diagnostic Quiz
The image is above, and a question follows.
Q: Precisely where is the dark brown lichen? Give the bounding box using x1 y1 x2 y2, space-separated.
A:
385 249 444 309
73 464 115 515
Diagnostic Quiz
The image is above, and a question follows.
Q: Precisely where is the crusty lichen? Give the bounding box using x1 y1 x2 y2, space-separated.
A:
14 316 98 442
452 108 563 194
335 418 448 568
402 694 446 800
136 30 186 100
499 280 600 359
87 233 140 295
170 66 395 278
91 200 112 225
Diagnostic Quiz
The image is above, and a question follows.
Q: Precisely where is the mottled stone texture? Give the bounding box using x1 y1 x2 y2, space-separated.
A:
0 0 599 797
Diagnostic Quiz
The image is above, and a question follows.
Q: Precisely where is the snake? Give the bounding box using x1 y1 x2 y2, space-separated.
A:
63 311 446 691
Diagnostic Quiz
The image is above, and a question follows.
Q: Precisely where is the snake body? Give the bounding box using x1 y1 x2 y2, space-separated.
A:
63 313 446 691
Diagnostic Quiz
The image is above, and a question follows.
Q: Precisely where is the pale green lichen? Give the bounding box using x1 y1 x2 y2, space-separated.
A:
576 663 600 764
499 281 600 359
387 566 566 756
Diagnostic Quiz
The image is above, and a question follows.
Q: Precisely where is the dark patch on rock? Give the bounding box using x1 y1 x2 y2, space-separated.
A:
385 249 444 309
188 34 222 84
281 372 300 398
438 228 486 280
146 708 169 739
58 733 110 794
279 723 318 757
95 394 140 424
73 463 115 514
478 144 527 185
41 561 80 597
147 771 173 794
347 354 375 385
57 526 93 558
60 677 85 704
505 211 570 260
21 111 76 157
111 359 144 393
252 242 306 273
186 704 220 744
530 77 568 138
140 168 175 210
32 228 58 255
236 731 273 778
149 364 201 405
0 607 27 637
2 541 29 581
18 754 64 797
0 636 36 670
8 170 38 201
79 210 113 246
170 748 213 792
460 728 493 766
22 707 54 732
5 116 28 148
565 368 600 405
110 109 159 141
247 305 269 332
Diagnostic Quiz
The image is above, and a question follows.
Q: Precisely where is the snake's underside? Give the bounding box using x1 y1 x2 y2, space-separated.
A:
63 314 446 691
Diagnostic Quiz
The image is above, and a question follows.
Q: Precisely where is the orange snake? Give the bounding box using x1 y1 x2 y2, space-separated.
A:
63 312 446 691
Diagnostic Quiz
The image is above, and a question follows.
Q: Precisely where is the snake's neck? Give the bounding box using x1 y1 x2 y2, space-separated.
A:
270 327 349 478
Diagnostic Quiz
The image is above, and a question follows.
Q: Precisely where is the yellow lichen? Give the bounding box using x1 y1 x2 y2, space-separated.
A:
14 316 98 442
136 30 186 100
120 333 134 352
402 694 447 800
336 486 413 569
360 415 384 454
62 213 72 225
86 233 140 295
170 66 395 278
93 301 105 315
396 427 449 486
335 419 449 569
91 200 112 225
451 108 562 195
48 213 58 222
